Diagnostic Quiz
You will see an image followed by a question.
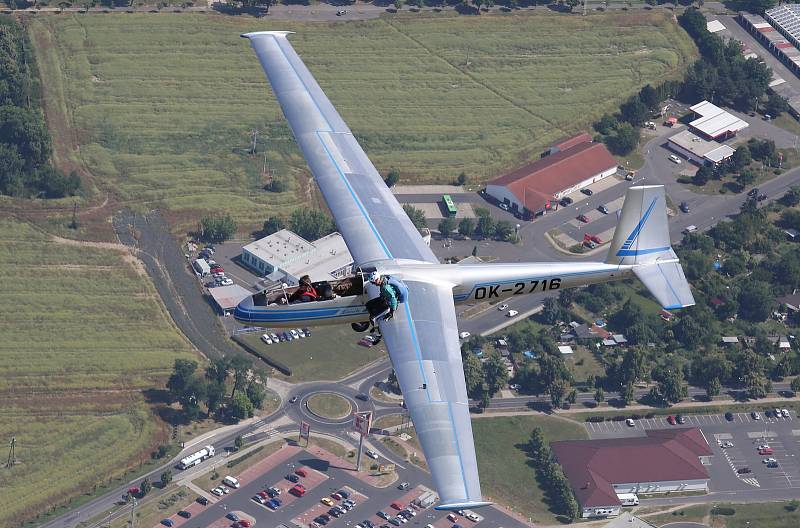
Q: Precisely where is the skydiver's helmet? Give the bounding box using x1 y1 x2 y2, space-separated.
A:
369 271 382 285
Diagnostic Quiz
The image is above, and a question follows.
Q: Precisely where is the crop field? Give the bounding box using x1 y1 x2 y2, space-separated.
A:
0 218 194 527
472 414 587 524
30 11 695 231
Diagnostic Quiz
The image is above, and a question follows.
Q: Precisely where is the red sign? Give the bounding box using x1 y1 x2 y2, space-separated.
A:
353 411 373 436
300 421 311 440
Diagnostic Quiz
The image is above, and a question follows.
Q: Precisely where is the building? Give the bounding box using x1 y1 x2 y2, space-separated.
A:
551 428 712 518
667 130 736 166
739 11 800 86
485 134 617 217
207 284 252 315
241 229 353 285
765 4 800 50
688 101 749 140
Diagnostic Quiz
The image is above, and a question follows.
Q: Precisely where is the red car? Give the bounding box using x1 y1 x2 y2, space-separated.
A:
331 492 342 500
295 468 308 478
290 484 306 497
667 415 676 425
577 214 589 223
237 521 251 528
210 266 224 274
759 447 774 455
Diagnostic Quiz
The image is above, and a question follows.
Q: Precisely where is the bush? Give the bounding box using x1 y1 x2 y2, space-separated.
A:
586 416 605 422
711 506 736 516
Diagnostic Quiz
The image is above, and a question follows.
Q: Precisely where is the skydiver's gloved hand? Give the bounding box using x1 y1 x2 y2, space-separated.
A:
385 308 394 321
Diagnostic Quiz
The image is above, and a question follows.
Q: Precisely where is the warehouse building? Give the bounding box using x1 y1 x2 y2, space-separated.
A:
766 4 800 49
688 101 749 140
667 130 736 166
241 229 353 285
485 134 617 218
739 11 800 78
551 428 713 519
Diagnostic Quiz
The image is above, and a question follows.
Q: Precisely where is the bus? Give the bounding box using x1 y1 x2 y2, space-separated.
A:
442 194 457 216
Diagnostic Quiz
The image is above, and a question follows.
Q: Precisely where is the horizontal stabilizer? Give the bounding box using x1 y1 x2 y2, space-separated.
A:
435 500 493 511
633 258 695 310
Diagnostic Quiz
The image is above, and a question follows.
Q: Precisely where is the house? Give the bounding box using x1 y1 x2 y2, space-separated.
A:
721 336 740 346
552 428 712 519
612 334 628 345
558 345 574 355
602 339 617 347
207 284 253 316
688 101 749 140
778 293 800 312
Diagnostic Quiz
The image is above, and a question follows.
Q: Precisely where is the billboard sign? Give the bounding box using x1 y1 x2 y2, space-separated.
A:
300 421 311 440
353 411 373 436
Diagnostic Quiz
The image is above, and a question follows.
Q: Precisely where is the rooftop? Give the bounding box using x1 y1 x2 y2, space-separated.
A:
552 428 712 508
767 4 800 43
207 284 253 311
243 229 353 282
489 141 617 211
551 132 593 152
668 130 736 163
689 101 749 138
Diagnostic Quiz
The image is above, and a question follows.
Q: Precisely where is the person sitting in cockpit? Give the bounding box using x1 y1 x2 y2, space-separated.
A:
288 275 317 303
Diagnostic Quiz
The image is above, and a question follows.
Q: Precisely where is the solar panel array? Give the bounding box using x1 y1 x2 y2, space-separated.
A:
766 4 800 46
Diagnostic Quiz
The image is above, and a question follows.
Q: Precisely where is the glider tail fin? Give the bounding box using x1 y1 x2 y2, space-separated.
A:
606 185 695 309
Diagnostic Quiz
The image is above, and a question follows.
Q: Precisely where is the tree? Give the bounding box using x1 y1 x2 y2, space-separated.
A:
234 435 244 451
458 217 475 238
140 477 152 497
246 376 267 409
738 280 774 322
387 369 401 394
594 387 605 404
594 113 618 135
229 355 253 398
483 351 510 396
461 349 484 400
204 380 226 415
456 172 467 186
438 216 456 238
230 391 254 420
200 214 237 243
782 186 800 207
269 178 288 193
206 357 230 384
403 204 427 231
620 96 649 126
289 209 335 240
706 377 721 399
657 369 688 404
730 145 752 171
160 470 172 487
476 215 495 239
620 382 635 406
479 386 491 411
605 122 640 155
0 105 51 168
639 84 659 109
262 216 285 236
384 168 399 188
693 164 713 186
167 359 198 402
791 376 800 393
494 220 515 241
736 168 757 189
527 427 549 463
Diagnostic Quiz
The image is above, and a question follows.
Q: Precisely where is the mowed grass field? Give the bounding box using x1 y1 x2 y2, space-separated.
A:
472 414 587 524
30 12 695 231
0 218 195 526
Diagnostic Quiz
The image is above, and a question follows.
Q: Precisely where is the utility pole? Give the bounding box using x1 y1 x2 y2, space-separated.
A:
128 496 138 528
6 437 16 468
250 129 259 156
355 432 364 472
583 0 587 16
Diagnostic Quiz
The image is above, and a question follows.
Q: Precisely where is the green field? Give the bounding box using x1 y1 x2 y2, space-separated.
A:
306 393 352 419
30 11 695 232
472 414 587 524
240 325 387 382
0 218 195 527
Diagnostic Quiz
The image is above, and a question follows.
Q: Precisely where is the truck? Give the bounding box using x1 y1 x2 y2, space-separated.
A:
413 491 437 509
223 475 240 489
193 258 211 277
178 445 215 470
617 493 639 506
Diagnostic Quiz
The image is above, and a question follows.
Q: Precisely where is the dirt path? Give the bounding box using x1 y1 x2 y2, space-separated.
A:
49 234 147 276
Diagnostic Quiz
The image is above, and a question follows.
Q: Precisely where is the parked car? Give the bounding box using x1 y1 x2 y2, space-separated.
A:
397 482 410 490
290 483 306 496
581 188 593 196
499 203 509 211
782 408 790 418
261 334 273 344
497 303 508 311
759 447 774 455
767 460 779 468
211 487 223 496
290 329 299 339
286 474 300 483
218 278 233 286
676 414 685 424
721 441 734 448
378 511 392 520
559 197 573 207
506 310 519 317
737 467 752 474
465 512 479 522
667 415 676 425
295 468 308 477
751 411 761 420
226 513 240 522
177 510 191 519
668 154 681 164
366 449 379 459
679 201 690 213
748 187 759 197
762 457 777 464
196 496 209 505
447 513 459 522
577 214 589 223
161 520 174 527
597 204 609 215
625 418 635 427
459 331 471 339
725 411 734 421
321 497 335 506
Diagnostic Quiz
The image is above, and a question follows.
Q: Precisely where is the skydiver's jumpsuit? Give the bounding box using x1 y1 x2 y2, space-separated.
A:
366 276 408 333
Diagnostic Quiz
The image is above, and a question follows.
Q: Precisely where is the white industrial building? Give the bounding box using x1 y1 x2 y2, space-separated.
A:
241 229 353 285
688 101 749 140
667 130 736 166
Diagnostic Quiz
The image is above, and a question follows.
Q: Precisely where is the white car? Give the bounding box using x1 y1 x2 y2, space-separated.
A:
290 329 299 339
763 457 777 464
218 278 234 286
366 449 379 460
782 408 790 418
509 383 520 391
626 418 635 427
261 334 272 345
506 310 519 317
270 333 280 342
211 487 223 496
721 441 734 448
220 485 230 494
295 328 306 338
668 154 681 164
758 444 770 450
497 303 508 311
465 512 480 522
459 331 471 339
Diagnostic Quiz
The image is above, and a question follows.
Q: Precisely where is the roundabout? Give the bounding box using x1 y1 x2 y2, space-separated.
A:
305 392 353 421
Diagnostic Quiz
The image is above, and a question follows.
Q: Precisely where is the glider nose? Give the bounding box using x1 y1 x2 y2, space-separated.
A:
233 294 255 324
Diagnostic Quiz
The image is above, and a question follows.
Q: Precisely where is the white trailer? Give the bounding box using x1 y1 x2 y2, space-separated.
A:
178 445 215 470
193 258 211 277
617 493 639 506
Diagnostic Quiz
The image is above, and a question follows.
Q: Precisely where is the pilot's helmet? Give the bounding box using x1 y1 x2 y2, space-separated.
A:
369 271 382 284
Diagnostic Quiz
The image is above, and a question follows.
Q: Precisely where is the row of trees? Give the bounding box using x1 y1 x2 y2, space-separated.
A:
167 356 268 422
262 208 336 241
527 427 579 520
461 345 510 409
0 17 80 198
437 207 518 242
201 213 237 243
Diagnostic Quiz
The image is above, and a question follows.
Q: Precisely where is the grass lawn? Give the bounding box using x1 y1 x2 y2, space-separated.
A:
0 218 195 527
307 434 351 460
240 325 387 383
720 501 800 528
638 504 710 526
471 414 587 524
30 11 695 233
306 393 352 420
372 414 406 431
567 345 605 385
109 486 196 528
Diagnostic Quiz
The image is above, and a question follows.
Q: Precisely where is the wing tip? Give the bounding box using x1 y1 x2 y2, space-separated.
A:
435 501 493 511
241 30 295 40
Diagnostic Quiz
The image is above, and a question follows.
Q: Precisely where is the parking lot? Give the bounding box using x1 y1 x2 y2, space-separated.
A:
164 443 525 528
585 410 800 495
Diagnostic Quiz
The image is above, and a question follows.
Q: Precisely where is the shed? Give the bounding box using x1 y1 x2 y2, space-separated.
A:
779 336 791 349
721 336 739 345
602 339 617 347
786 228 799 240
612 334 628 345
208 284 253 315
558 345 574 355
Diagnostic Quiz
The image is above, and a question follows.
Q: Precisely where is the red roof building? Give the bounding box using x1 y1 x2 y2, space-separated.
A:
551 428 712 518
485 134 617 217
